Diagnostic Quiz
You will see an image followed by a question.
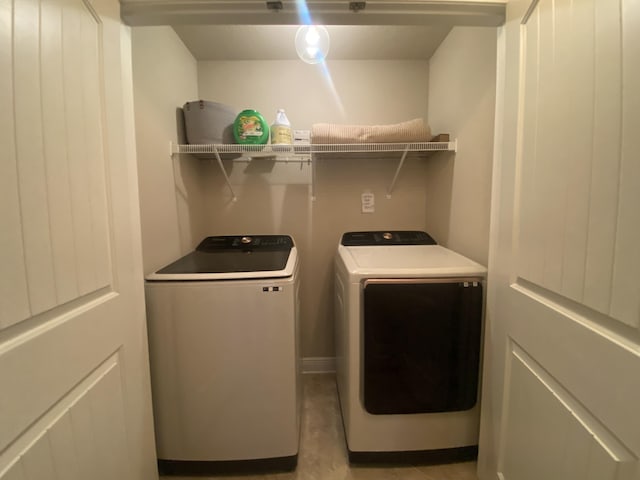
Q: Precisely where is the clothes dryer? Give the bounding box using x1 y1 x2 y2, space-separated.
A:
334 231 486 462
145 235 300 473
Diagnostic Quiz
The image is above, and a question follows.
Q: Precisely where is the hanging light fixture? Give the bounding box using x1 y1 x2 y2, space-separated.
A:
295 25 330 64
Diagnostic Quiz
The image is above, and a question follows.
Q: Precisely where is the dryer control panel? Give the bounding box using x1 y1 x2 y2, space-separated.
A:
341 231 437 246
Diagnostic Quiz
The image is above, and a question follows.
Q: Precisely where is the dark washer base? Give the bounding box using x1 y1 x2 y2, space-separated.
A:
348 445 478 465
158 455 298 476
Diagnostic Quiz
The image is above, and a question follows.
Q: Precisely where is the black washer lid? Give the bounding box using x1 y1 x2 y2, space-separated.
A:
156 235 294 275
341 231 437 246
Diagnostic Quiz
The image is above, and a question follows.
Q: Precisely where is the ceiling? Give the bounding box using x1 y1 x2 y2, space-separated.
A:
172 25 453 61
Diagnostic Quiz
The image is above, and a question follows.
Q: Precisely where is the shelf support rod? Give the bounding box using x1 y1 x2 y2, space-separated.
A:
386 145 410 199
212 147 237 202
311 153 317 201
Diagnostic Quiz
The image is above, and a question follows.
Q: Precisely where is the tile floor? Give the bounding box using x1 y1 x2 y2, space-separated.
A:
162 373 479 480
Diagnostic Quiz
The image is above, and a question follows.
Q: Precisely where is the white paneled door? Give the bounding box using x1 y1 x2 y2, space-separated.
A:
479 0 640 479
0 0 157 478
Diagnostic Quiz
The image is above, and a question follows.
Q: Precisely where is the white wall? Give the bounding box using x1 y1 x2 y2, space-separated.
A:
426 27 497 266
197 60 430 128
132 27 203 274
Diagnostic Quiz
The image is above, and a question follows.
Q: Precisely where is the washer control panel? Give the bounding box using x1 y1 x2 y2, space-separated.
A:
197 235 294 252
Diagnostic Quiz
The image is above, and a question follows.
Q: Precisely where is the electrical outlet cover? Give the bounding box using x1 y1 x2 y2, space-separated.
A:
361 192 375 213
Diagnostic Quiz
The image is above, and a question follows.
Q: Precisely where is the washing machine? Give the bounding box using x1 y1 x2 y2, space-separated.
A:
145 235 301 473
334 231 486 463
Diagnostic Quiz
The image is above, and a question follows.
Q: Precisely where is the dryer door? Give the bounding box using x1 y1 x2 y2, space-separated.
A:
363 278 483 415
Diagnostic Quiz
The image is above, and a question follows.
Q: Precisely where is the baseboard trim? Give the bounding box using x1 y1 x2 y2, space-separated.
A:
302 357 335 374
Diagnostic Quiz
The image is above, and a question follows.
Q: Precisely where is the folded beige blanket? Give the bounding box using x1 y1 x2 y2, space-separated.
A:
311 118 431 144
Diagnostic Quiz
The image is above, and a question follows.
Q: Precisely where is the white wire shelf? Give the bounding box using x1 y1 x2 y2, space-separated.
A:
171 140 456 156
169 136 456 201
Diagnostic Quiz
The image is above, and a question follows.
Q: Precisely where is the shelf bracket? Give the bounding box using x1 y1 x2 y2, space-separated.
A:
172 142 237 202
386 145 410 199
211 147 237 202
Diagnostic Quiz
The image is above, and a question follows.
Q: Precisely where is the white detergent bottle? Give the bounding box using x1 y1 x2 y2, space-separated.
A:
271 109 293 145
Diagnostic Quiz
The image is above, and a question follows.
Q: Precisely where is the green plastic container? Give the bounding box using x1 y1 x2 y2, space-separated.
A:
233 109 269 144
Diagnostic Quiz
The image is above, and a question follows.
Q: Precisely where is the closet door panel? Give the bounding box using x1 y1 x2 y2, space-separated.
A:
515 0 637 328
560 0 595 303
516 4 539 284
0 0 157 477
1 464 25 480
47 413 82 480
4 0 113 327
21 434 58 480
610 1 640 328
13 0 57 316
538 0 566 292
41 0 80 304
79 2 111 289
480 0 640 476
61 0 99 296
582 0 623 317
0 0 30 327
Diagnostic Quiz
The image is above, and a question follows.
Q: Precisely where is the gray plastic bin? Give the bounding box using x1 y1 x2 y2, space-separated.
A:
183 100 237 144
